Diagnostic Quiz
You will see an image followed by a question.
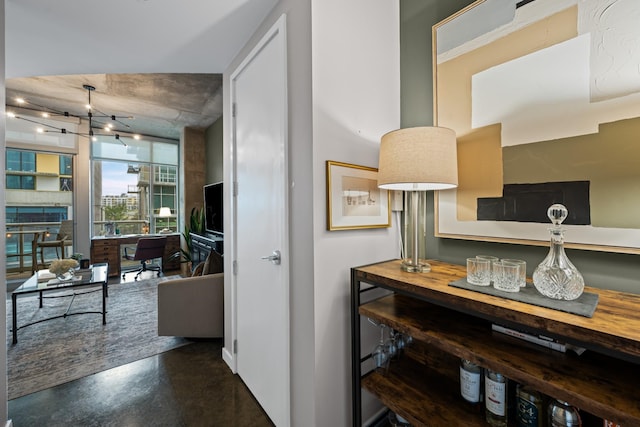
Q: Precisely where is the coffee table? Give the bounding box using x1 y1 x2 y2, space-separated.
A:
11 263 110 344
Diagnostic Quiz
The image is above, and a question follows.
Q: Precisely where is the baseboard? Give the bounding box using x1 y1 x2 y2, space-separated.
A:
222 346 236 373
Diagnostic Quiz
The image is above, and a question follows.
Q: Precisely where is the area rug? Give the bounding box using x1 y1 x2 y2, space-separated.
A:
6 276 190 400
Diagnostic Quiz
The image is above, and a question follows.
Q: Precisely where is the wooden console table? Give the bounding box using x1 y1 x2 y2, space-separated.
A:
91 234 180 277
351 259 640 426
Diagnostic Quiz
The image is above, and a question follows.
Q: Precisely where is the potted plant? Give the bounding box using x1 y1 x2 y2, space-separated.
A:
171 207 205 273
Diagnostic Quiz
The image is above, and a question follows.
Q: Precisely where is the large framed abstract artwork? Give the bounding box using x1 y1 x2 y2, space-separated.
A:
433 0 640 254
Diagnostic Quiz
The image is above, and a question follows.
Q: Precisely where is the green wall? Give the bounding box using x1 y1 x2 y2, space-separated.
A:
204 116 224 184
400 0 639 294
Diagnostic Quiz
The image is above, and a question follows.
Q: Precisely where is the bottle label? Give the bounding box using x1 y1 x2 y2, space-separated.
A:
460 367 481 403
517 397 539 427
485 376 506 416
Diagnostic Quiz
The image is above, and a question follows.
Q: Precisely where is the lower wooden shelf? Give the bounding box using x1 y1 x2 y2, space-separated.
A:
360 294 639 425
362 356 486 426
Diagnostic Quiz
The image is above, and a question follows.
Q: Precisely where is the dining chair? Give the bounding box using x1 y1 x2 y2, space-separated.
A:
33 219 74 272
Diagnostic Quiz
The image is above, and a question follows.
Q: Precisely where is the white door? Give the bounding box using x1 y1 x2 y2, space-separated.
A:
231 15 290 427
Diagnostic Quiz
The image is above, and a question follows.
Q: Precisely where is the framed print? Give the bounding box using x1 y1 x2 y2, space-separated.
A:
326 161 391 231
433 0 640 254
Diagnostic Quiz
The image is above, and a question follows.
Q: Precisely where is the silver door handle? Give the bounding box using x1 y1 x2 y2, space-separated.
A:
261 250 281 265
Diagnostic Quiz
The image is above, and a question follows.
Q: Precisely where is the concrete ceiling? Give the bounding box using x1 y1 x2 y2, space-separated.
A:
4 0 279 140
6 74 223 140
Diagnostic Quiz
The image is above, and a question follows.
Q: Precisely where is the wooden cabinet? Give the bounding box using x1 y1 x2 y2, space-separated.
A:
90 239 119 275
190 233 223 266
351 260 640 426
91 234 180 277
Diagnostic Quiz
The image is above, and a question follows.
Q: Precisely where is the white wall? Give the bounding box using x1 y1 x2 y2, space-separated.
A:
311 1 401 424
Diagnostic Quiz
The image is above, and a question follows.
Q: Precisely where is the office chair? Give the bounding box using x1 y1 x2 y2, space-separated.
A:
122 236 167 280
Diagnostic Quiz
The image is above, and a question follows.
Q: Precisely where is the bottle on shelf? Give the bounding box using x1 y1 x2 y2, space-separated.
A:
485 368 509 426
460 359 483 410
516 383 546 427
548 399 582 426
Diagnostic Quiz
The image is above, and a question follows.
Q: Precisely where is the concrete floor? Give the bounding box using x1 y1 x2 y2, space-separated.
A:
8 340 274 426
7 270 274 427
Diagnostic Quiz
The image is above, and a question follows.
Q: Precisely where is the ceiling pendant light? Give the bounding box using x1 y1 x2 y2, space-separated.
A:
6 84 138 146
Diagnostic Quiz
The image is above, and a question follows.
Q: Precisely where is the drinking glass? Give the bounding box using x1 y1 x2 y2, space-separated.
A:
389 329 405 360
467 257 491 286
476 255 499 283
493 261 520 292
384 332 398 360
371 323 390 372
502 259 526 287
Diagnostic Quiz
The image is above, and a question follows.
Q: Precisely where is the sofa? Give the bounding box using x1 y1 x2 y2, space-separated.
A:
157 250 224 338
157 273 223 338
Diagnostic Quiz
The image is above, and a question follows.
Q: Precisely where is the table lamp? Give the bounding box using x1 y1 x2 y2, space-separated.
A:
158 207 172 233
378 126 458 273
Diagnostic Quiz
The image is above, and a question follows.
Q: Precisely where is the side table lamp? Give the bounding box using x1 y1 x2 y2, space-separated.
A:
158 207 172 233
377 126 458 273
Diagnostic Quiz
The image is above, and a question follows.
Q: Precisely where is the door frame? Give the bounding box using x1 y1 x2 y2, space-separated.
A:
224 14 290 408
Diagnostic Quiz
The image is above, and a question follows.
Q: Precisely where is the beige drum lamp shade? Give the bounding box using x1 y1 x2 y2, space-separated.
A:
378 126 458 191
378 126 458 272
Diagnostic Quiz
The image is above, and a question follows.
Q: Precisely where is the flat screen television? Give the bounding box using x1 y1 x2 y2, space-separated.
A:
203 182 223 235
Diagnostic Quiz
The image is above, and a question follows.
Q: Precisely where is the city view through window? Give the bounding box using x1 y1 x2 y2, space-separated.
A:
5 149 75 274
93 160 177 237
5 148 178 275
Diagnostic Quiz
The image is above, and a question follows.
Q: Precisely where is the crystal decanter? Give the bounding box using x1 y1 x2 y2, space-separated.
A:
532 204 584 300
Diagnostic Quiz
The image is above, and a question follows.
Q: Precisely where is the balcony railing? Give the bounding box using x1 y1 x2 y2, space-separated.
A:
6 222 61 274
6 220 169 276
93 220 150 237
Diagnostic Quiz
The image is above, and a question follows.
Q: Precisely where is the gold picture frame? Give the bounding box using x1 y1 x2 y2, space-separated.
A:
326 161 391 231
433 0 640 254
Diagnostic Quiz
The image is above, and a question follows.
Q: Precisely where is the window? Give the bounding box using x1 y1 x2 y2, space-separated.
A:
6 149 35 172
153 182 176 231
155 165 176 184
91 137 179 236
60 177 73 191
59 155 73 176
6 206 68 223
6 175 35 190
6 149 36 189
5 206 69 272
153 176 177 207
5 149 75 271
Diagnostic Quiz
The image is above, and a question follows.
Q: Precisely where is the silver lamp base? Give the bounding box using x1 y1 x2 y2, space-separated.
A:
401 258 431 273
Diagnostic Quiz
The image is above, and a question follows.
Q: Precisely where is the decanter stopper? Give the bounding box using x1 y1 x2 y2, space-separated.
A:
547 203 568 227
532 204 585 300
